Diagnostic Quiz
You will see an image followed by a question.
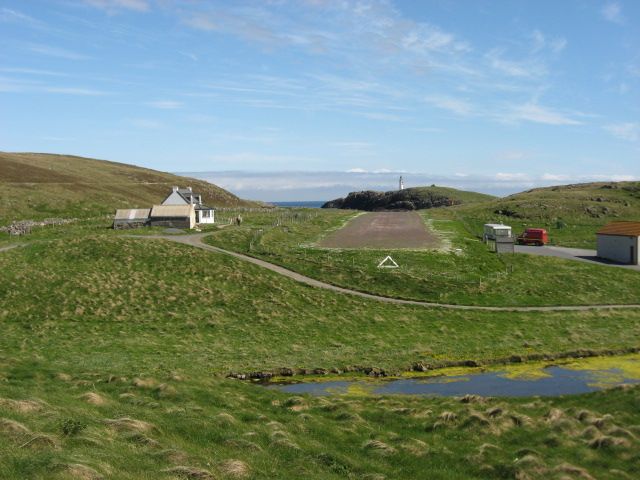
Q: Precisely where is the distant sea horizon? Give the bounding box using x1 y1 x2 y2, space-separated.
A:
270 201 326 208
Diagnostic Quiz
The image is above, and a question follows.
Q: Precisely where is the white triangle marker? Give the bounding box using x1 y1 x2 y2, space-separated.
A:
377 255 399 268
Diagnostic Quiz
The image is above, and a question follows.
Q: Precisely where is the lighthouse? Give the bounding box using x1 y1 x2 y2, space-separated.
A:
399 176 404 191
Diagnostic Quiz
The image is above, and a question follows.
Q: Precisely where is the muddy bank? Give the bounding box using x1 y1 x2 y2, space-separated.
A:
226 346 640 382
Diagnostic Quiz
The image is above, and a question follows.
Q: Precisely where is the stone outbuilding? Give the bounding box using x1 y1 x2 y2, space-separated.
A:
596 221 640 265
149 204 196 229
113 208 151 229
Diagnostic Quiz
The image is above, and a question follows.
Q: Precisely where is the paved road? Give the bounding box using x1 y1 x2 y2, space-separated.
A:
515 245 640 271
132 233 640 312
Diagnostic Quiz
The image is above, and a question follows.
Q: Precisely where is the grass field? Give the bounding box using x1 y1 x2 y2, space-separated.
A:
204 208 640 307
2 234 640 478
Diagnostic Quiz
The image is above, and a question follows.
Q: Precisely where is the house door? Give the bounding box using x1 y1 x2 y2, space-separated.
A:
632 245 636 265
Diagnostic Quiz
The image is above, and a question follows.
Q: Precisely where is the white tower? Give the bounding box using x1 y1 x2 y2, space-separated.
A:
399 176 404 191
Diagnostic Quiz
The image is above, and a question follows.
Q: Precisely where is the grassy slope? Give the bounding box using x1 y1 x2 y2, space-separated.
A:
439 181 640 248
1 235 640 478
406 185 496 204
0 152 257 224
204 209 640 307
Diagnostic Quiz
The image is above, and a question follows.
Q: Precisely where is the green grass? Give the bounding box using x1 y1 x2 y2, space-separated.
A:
204 208 640 307
1 235 640 478
4 236 640 374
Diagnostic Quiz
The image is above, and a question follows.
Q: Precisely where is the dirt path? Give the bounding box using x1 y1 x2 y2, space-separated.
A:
133 233 640 312
318 212 440 249
0 244 20 254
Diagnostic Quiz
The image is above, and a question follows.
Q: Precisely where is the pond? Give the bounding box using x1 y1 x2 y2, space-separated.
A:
266 354 640 397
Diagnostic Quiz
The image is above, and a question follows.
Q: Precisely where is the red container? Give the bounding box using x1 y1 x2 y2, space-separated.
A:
517 228 548 246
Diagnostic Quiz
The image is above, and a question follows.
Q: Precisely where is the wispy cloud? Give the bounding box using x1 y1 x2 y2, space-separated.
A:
0 67 67 77
604 122 640 142
424 94 473 116
128 118 163 129
486 48 547 78
43 87 109 96
0 7 46 29
28 44 90 60
83 0 150 13
602 2 624 24
503 102 582 125
146 100 183 109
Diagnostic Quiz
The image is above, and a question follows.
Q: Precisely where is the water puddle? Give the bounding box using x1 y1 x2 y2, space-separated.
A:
266 354 640 397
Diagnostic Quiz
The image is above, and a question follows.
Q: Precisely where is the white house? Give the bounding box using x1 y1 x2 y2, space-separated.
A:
597 221 640 265
162 186 215 224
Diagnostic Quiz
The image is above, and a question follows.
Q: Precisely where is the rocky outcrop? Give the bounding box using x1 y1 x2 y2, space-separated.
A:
322 188 460 211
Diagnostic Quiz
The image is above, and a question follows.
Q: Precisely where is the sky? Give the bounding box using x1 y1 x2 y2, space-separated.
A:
1 0 639 200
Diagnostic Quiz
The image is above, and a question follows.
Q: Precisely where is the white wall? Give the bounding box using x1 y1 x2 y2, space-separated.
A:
597 235 639 265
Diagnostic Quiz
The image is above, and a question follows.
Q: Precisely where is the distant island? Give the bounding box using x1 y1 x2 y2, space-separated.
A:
322 185 495 211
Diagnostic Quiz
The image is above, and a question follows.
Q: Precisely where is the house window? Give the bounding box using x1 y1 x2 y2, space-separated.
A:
201 210 212 218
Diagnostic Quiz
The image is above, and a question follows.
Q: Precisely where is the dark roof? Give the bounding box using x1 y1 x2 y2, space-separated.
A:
597 221 640 236
195 204 214 211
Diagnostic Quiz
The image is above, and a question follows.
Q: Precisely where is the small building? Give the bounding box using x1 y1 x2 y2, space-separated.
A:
113 208 150 229
149 204 195 229
162 186 215 224
596 221 640 265
483 223 512 242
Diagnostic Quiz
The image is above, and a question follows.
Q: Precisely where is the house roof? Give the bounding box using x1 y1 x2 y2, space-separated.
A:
195 204 214 211
597 221 640 237
150 204 194 218
114 208 150 221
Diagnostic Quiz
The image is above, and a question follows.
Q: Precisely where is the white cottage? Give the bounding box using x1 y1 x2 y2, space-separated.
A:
162 186 215 224
597 221 640 265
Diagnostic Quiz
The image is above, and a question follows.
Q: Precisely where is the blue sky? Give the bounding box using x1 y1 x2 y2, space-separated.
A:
1 0 639 200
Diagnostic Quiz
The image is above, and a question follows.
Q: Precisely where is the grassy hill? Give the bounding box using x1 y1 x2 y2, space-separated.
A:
322 185 495 211
0 152 257 225
1 233 640 479
437 181 640 247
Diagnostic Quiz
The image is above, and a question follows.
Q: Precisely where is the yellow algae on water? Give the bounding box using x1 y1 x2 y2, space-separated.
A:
497 362 553 381
341 383 375 397
561 354 640 389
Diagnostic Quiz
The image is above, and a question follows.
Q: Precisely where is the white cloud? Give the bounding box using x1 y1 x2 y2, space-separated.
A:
28 44 90 60
43 87 109 96
505 103 582 125
603 123 640 142
486 49 547 78
83 0 150 12
602 2 624 24
147 100 183 109
424 94 473 116
129 118 163 129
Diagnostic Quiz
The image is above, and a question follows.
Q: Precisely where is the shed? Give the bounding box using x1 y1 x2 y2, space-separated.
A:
113 208 150 229
596 221 640 265
149 204 196 229
483 223 512 242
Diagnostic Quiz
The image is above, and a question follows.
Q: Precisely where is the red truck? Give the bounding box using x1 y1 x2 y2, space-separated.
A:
516 228 548 246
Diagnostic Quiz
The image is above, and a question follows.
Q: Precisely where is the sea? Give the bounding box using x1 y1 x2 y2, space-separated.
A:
271 201 325 208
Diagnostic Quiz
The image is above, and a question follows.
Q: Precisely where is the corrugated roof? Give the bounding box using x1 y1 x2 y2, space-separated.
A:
597 221 640 236
114 208 150 220
150 204 194 217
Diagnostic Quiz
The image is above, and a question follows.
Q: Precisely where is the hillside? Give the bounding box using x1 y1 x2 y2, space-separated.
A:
0 152 257 224
445 181 640 247
322 185 495 211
